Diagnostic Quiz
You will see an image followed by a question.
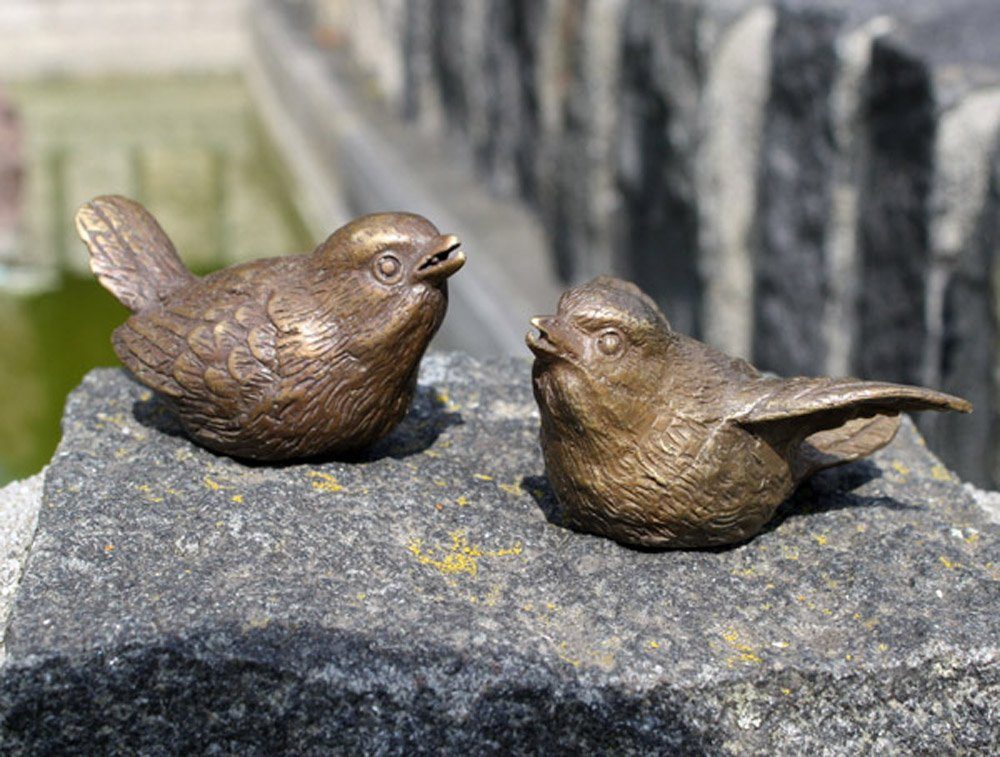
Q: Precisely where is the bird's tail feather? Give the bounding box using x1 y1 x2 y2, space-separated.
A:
76 195 195 313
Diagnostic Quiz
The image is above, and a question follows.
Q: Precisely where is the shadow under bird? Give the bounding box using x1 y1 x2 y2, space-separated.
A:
527 277 972 549
76 195 465 461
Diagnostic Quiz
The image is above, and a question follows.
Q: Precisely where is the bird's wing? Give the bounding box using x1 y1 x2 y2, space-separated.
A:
793 414 902 481
732 376 968 449
112 265 281 429
736 378 970 426
730 378 969 484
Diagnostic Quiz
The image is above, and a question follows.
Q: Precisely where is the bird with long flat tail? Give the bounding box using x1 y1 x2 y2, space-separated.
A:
77 195 465 461
526 276 972 549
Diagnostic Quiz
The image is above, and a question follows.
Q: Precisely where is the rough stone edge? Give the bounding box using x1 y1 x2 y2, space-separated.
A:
0 470 44 664
963 483 1000 525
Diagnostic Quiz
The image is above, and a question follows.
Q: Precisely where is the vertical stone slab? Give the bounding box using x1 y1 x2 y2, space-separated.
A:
937 173 999 486
544 0 591 282
854 37 935 385
429 0 471 133
544 0 627 283
426 0 488 163
751 6 839 376
927 90 1000 486
696 5 775 359
529 0 574 222
615 0 703 338
472 0 549 202
402 0 442 128
822 17 894 378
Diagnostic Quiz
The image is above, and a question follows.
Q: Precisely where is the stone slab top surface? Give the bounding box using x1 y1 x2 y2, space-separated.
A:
1 354 997 752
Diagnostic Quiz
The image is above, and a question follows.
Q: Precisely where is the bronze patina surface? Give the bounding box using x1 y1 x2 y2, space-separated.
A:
77 195 464 461
527 276 972 549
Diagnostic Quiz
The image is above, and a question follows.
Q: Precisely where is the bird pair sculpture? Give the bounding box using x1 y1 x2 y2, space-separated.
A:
77 197 971 550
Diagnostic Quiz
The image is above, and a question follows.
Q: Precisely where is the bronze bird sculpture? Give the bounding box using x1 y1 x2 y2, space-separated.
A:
527 277 972 549
77 195 465 460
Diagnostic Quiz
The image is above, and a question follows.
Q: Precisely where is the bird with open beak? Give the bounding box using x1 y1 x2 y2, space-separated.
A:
77 195 465 460
528 276 971 549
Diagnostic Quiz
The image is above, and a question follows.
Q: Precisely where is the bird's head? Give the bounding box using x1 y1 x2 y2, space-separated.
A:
312 211 465 354
527 277 673 431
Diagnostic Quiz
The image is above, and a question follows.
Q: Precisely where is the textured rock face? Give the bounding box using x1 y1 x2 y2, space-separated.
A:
1 355 998 752
288 0 1000 487
0 472 42 663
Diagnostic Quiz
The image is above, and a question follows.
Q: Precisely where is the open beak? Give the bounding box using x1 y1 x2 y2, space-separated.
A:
526 315 565 360
414 234 465 283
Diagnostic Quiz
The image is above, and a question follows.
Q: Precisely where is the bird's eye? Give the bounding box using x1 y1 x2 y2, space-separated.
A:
597 329 623 356
373 253 403 284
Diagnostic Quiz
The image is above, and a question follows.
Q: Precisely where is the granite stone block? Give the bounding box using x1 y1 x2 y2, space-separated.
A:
1 354 997 752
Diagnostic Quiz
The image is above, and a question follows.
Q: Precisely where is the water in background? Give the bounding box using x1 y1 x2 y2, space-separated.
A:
0 75 315 485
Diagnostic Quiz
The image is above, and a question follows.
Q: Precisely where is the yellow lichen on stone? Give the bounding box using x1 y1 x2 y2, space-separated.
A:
722 629 762 667
407 530 523 577
231 494 244 504
939 555 963 570
811 533 828 546
930 465 953 482
473 473 493 482
455 495 470 507
203 476 223 491
136 483 164 503
891 460 910 477
498 481 524 496
309 471 343 493
556 642 582 667
246 616 271 630
435 389 461 411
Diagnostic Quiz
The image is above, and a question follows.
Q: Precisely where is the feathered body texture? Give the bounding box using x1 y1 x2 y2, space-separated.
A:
528 277 972 549
77 195 465 460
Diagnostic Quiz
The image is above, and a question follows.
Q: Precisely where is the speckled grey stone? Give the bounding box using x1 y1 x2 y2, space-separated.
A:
0 471 43 663
1 353 997 753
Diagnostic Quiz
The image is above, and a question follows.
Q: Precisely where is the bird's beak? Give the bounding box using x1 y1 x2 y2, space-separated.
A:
414 234 465 283
526 315 566 360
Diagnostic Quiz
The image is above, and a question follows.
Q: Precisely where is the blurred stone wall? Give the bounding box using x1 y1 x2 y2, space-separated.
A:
0 0 248 76
288 0 1000 487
